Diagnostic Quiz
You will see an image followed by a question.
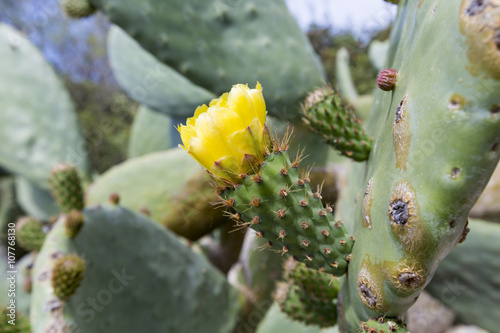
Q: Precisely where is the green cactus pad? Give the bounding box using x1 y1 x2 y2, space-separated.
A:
49 164 84 214
128 105 172 158
86 148 226 240
51 254 86 301
224 149 354 276
61 0 96 18
14 177 59 221
255 303 340 333
0 24 88 189
302 86 372 161
16 216 45 252
337 0 500 331
89 0 325 120
31 205 239 333
275 259 339 327
426 218 500 333
108 26 216 118
359 317 408 333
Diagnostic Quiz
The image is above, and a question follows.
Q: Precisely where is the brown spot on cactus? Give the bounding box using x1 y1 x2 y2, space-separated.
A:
448 93 468 111
301 221 309 229
362 178 374 229
321 229 329 237
449 219 457 228
318 209 327 217
108 192 120 205
279 188 288 197
491 104 500 114
393 95 411 170
459 220 470 243
398 271 424 289
451 167 462 179
302 239 309 247
358 262 388 312
251 216 260 224
377 68 399 91
389 181 429 254
460 0 500 79
299 199 308 207
276 209 286 219
251 197 260 207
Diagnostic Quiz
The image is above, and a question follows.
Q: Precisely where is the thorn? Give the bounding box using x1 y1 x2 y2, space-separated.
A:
280 167 288 176
299 199 308 207
318 210 327 217
251 197 260 207
346 254 352 261
279 188 288 197
301 221 309 229
251 216 260 224
306 254 313 261
350 235 355 241
252 174 263 183
324 247 331 255
330 261 339 269
275 209 286 219
334 221 343 228
321 229 329 237
302 239 309 247
339 240 347 246
278 230 286 240
256 230 263 238
297 179 305 186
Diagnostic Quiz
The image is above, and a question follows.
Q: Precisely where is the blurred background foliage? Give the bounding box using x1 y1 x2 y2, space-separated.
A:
0 0 389 174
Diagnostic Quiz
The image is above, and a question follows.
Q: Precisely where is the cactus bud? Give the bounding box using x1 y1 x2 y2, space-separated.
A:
51 254 86 301
49 163 84 213
377 68 399 91
61 0 96 18
16 216 46 252
65 210 85 238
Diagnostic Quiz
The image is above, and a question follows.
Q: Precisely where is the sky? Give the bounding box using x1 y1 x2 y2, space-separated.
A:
284 0 397 39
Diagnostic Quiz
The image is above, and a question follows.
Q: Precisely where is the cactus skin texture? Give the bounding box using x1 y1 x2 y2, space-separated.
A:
0 306 31 333
51 254 86 301
359 317 409 333
426 219 500 332
223 147 354 276
302 86 372 162
335 0 500 331
275 258 339 327
61 0 96 18
49 164 84 214
16 216 45 252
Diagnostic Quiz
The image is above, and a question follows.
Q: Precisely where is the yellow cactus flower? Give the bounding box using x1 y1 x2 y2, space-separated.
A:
178 83 271 184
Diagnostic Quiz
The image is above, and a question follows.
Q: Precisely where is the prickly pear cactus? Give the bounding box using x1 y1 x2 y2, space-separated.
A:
16 217 45 252
107 25 216 118
0 24 88 188
302 86 372 161
89 0 325 120
275 258 339 327
49 164 85 214
337 0 500 330
31 205 239 333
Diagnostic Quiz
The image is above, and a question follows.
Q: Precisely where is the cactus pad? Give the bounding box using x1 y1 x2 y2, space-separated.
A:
302 87 372 161
49 164 84 213
16 216 45 252
223 149 354 276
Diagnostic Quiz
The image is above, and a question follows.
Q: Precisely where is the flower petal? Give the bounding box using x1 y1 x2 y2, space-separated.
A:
248 82 267 126
227 84 255 126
